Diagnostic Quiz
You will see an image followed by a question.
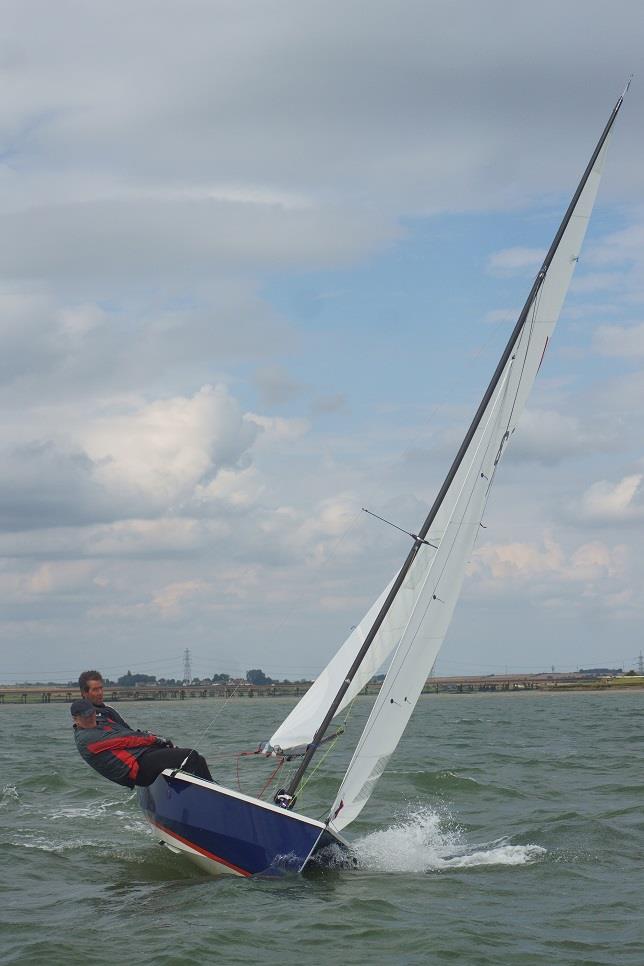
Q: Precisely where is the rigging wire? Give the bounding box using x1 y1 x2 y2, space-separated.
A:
330 365 518 789
294 693 360 810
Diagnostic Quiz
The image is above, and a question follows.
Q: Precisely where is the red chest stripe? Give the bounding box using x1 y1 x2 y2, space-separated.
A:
87 734 157 755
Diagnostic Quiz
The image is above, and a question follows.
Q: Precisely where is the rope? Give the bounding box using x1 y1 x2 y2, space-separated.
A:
257 758 285 800
185 678 248 761
230 747 289 800
297 694 360 808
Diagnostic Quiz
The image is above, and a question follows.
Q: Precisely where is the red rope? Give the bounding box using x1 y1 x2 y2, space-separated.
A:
235 748 261 793
257 758 285 800
234 748 284 797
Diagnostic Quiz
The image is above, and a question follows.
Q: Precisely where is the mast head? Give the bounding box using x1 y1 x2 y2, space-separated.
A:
620 75 633 102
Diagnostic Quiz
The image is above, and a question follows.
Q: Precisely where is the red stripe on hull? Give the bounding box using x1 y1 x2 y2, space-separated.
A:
151 818 252 877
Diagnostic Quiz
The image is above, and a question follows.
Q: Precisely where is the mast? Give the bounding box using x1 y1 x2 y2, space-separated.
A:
280 89 627 807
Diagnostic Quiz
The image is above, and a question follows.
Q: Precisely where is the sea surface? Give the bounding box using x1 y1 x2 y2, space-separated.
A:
1 690 642 965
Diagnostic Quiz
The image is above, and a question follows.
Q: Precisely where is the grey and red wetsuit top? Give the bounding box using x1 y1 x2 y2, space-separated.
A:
92 702 131 729
74 720 163 788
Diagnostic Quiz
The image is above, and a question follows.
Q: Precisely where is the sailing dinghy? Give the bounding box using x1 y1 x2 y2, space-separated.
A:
138 88 627 876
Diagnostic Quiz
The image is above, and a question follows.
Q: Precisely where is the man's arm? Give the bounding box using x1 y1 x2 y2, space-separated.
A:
102 704 132 729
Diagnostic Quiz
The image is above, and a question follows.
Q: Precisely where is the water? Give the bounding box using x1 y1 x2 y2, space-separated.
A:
1 691 642 965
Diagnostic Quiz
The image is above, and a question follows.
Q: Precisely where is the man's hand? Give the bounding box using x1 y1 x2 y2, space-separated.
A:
156 736 175 748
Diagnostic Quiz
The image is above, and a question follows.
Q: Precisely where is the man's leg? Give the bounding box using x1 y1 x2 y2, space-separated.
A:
135 747 213 786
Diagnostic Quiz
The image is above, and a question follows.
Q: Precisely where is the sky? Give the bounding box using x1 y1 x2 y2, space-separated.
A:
1 0 644 684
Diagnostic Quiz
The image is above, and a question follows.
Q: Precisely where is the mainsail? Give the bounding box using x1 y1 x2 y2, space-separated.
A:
267 90 626 829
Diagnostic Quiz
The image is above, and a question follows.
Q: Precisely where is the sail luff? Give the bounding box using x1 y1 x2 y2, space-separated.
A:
279 91 625 807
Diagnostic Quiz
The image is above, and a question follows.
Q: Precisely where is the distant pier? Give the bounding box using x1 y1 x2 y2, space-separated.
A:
0 673 642 705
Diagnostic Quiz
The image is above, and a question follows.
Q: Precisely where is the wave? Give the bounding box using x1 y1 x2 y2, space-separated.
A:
46 798 127 820
322 806 545 874
0 783 20 808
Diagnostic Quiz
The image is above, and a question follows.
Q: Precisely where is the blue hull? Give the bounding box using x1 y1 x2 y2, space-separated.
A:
138 771 345 876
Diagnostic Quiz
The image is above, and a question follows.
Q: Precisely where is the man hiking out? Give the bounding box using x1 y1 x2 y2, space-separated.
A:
71 698 213 788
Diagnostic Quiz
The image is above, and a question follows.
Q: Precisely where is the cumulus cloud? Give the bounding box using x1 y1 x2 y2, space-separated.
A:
247 413 310 443
83 385 258 507
0 385 263 530
195 466 264 510
576 474 644 524
471 533 627 587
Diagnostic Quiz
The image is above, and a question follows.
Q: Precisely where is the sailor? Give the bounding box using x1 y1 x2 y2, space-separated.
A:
70 699 213 788
78 669 131 728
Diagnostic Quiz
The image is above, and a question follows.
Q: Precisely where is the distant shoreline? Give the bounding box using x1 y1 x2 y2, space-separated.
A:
1 681 642 707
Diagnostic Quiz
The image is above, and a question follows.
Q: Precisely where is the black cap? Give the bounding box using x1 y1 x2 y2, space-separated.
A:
70 699 95 717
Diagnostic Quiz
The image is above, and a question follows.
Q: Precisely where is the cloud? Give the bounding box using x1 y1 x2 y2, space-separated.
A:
254 365 304 406
508 408 613 465
592 322 644 358
88 518 213 557
0 560 98 601
483 308 519 325
0 199 400 284
58 302 108 339
471 533 565 580
0 283 294 407
0 292 63 387
0 441 114 531
570 271 625 294
0 385 262 530
311 392 348 415
575 474 644 524
82 385 259 507
247 413 310 443
487 247 544 276
587 221 644 268
2 0 644 679
3 2 643 241
152 579 210 618
470 533 627 587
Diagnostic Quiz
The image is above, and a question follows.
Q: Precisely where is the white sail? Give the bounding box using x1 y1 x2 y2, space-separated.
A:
326 131 613 832
268 578 396 753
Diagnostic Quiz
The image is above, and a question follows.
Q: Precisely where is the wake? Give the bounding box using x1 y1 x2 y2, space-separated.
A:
348 806 545 873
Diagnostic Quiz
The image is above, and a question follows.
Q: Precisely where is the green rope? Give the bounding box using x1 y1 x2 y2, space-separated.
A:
297 691 361 811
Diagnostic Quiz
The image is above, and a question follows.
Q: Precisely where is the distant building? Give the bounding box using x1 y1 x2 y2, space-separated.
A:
579 667 623 677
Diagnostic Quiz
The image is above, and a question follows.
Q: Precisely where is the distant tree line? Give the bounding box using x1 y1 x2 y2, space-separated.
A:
59 668 313 688
116 670 157 687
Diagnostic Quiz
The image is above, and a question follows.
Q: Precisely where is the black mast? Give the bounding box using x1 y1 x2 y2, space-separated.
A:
280 88 627 808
